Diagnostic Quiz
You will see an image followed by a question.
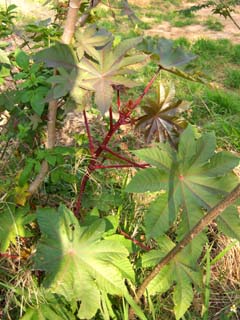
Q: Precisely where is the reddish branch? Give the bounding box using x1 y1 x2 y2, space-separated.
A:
74 67 162 217
119 229 151 251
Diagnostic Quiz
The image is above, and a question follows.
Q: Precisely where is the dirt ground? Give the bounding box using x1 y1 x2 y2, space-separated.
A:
145 2 240 43
1 0 240 43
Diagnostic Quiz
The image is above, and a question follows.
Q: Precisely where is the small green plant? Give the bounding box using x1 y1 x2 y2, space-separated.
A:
204 16 224 31
0 4 17 37
224 68 240 88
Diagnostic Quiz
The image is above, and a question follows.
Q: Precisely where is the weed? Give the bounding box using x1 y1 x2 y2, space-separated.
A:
224 68 240 89
204 17 224 31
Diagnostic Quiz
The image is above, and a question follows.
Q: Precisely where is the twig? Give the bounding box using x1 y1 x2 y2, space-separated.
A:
119 229 151 251
103 146 149 168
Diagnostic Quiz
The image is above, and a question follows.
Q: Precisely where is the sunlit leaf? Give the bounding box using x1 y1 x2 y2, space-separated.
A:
35 205 134 319
78 37 144 113
75 24 112 60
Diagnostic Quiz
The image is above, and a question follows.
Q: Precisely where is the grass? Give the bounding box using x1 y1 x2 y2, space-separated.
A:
204 17 224 31
224 68 240 89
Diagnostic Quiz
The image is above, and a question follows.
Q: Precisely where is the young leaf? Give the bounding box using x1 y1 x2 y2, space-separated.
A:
78 37 144 114
136 82 190 144
75 24 112 60
35 205 134 319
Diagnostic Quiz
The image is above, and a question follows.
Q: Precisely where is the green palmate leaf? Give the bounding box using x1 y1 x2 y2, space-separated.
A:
138 37 196 67
217 205 240 241
35 205 134 319
142 236 202 318
34 42 77 71
20 293 75 320
46 67 78 100
127 125 239 242
144 193 171 239
126 168 169 193
0 205 33 252
136 82 190 144
173 268 193 320
75 24 112 60
77 37 144 114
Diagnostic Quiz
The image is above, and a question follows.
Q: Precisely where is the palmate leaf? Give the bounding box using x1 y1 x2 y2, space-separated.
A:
34 205 135 319
142 235 202 319
138 37 196 67
20 294 75 320
136 82 190 144
0 205 33 252
75 24 112 60
34 42 77 71
78 37 145 114
126 125 239 243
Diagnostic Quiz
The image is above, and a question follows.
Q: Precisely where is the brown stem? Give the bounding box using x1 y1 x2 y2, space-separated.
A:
28 0 82 195
129 183 240 319
228 12 240 30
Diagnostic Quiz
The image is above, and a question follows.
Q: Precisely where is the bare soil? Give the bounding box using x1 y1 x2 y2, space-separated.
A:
144 2 240 43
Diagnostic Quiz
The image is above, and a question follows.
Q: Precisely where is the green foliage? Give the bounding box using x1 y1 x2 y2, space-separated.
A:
204 16 224 31
127 125 239 242
0 4 17 38
224 68 240 88
34 204 136 319
0 205 33 252
1 2 240 319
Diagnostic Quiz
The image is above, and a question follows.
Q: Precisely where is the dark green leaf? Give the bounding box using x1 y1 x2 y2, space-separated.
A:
34 42 77 71
35 205 134 319
15 50 30 70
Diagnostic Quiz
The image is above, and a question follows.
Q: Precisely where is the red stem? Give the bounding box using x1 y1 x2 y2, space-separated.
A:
117 90 121 111
119 229 151 251
74 67 161 217
0 253 19 259
103 146 149 168
109 106 113 130
83 110 95 156
95 164 149 169
131 65 161 110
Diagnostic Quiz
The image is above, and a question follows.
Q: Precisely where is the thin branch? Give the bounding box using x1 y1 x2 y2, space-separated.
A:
117 90 121 111
119 229 151 251
103 146 149 168
83 110 95 156
78 0 101 26
131 66 161 110
109 106 113 130
95 164 148 169
129 183 240 319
